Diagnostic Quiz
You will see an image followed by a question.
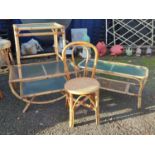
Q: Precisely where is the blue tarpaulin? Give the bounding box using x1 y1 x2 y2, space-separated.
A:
0 19 106 53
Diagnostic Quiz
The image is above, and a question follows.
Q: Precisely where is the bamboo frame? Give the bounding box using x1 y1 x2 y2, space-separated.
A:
62 42 100 128
9 22 66 113
79 59 149 109
62 42 99 80
15 22 64 31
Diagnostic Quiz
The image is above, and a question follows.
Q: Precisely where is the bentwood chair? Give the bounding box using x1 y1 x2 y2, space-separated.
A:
62 41 100 128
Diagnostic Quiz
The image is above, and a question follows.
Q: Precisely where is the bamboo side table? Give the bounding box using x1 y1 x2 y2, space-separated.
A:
65 77 100 128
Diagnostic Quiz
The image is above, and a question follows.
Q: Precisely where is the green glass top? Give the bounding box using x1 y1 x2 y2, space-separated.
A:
15 22 63 29
11 60 74 82
79 59 147 77
23 76 66 96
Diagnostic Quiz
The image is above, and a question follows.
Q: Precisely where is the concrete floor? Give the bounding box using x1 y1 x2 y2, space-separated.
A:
0 56 155 135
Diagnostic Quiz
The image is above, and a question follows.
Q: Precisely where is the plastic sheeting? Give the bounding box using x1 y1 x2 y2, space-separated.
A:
0 19 106 53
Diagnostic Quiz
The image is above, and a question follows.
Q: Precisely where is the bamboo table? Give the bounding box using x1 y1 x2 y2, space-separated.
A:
9 60 75 113
9 22 67 113
79 59 149 109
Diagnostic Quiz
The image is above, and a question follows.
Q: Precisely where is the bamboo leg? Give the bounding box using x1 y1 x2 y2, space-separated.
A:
95 90 100 125
13 25 23 96
22 97 34 113
137 81 144 109
69 93 74 128
22 102 31 113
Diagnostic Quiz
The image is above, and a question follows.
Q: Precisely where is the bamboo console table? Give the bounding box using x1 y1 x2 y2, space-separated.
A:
79 59 149 109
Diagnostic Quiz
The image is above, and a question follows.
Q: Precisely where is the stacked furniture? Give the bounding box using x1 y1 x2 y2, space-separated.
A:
9 23 70 113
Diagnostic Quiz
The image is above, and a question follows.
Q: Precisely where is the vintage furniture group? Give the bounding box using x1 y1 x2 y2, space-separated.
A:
8 22 100 127
0 22 149 127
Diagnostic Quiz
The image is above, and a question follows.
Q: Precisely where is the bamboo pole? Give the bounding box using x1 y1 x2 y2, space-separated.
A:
137 80 144 109
16 22 64 31
9 72 67 83
21 53 56 59
69 93 74 128
62 27 66 50
53 28 59 62
13 25 23 95
18 31 64 37
95 90 100 125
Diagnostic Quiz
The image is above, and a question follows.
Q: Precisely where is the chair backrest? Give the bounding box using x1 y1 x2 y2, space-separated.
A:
62 41 98 80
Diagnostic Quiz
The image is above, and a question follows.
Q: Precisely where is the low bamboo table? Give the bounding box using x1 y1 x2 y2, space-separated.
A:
79 59 149 109
65 77 100 128
0 39 11 74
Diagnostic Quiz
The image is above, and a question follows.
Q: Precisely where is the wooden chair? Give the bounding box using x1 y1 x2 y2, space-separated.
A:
62 41 100 128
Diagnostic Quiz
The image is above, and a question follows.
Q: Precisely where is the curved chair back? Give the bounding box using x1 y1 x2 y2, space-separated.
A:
62 41 98 80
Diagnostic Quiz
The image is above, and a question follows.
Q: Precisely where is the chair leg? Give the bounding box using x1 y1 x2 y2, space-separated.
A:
69 93 74 128
137 81 143 110
65 93 69 109
138 95 142 110
95 90 100 125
